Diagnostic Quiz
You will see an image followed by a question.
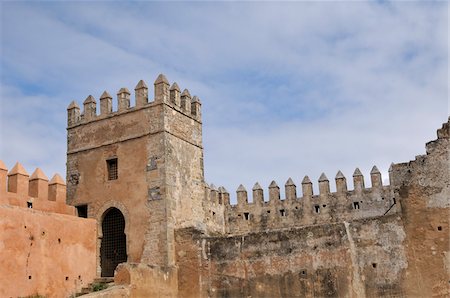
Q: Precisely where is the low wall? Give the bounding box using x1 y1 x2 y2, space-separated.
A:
0 204 97 298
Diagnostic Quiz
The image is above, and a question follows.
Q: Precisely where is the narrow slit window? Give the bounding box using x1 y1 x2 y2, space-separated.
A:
107 158 118 180
353 202 360 209
244 212 250 220
314 205 320 213
280 209 286 217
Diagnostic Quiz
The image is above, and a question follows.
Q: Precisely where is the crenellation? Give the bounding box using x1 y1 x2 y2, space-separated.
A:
268 180 280 202
169 83 181 106
318 173 330 196
48 174 66 202
284 178 296 200
180 89 192 114
236 184 248 206
154 73 170 103
388 162 394 185
0 160 7 194
135 80 149 107
0 161 74 216
219 186 230 206
221 166 397 235
301 175 313 197
7 162 29 195
252 182 264 205
99 91 113 115
335 170 347 194
29 168 49 200
352 168 365 194
209 184 219 205
83 95 97 121
191 96 201 119
370 165 382 188
67 100 81 126
66 74 202 135
117 88 131 112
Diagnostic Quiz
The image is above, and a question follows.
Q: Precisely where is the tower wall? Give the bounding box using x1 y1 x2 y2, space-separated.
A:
66 75 204 271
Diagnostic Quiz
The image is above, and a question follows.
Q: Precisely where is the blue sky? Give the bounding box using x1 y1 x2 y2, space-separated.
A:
0 1 448 201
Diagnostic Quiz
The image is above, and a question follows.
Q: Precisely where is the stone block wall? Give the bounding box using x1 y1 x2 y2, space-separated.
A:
66 74 205 271
176 118 449 298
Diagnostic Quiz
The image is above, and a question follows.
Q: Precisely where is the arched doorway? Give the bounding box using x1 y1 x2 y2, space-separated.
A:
100 207 127 277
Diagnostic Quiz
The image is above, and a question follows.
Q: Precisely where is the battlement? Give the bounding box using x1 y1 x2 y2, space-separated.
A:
204 166 397 235
67 73 202 127
0 160 75 216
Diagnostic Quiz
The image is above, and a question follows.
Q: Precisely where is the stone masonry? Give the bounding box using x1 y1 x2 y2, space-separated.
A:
62 73 449 297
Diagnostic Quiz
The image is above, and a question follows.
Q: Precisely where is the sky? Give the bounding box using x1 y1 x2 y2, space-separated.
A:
0 1 448 202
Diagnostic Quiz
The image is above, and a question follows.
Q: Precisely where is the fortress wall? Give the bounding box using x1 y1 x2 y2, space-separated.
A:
0 205 97 298
66 75 206 271
391 119 449 297
202 168 397 235
176 119 449 297
0 161 75 215
67 131 168 266
202 184 227 234
175 214 407 298
0 162 97 298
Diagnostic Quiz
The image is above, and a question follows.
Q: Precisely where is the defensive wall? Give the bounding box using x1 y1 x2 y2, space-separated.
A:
204 167 397 234
0 161 97 298
2 72 447 298
66 75 204 275
174 118 449 298
61 74 448 298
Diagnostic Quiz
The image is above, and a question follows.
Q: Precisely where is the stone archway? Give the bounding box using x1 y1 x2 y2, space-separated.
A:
100 207 127 277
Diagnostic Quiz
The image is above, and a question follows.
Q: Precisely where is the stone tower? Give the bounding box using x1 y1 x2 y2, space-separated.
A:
66 74 204 276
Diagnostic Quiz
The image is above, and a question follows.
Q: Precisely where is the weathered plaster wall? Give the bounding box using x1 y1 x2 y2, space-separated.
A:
114 263 178 297
391 119 449 297
175 213 407 298
174 119 449 298
0 204 97 298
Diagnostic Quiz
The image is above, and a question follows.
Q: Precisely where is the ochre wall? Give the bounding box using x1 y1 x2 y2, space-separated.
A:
0 204 97 298
0 161 97 298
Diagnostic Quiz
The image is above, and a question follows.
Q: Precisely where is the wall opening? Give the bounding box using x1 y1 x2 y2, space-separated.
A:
100 207 127 277
314 205 320 213
27 202 33 208
353 202 360 209
76 205 88 218
107 158 118 180
280 209 286 217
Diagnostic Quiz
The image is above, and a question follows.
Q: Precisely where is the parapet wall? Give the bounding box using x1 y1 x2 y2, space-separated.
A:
204 167 396 235
0 160 97 298
182 117 450 298
0 160 75 215
67 73 202 128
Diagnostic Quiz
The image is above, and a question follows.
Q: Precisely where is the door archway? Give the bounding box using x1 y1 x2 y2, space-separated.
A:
100 207 127 277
